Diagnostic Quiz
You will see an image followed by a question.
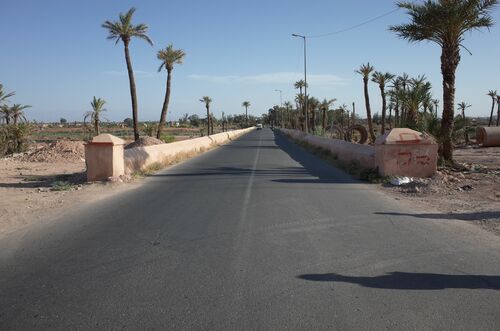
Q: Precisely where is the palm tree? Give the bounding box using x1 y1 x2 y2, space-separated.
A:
294 80 307 96
391 0 497 162
0 105 12 124
200 96 212 135
283 101 293 128
487 90 497 126
242 101 250 126
0 84 15 106
9 104 31 125
497 95 500 126
156 44 186 139
372 71 395 134
84 97 107 135
458 101 471 143
355 63 376 142
320 98 336 131
102 7 153 141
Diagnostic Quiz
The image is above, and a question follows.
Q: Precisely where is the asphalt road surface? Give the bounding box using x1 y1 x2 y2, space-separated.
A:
1 128 499 330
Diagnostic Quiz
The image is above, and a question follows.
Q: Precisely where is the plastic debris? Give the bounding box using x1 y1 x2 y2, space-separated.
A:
390 176 413 186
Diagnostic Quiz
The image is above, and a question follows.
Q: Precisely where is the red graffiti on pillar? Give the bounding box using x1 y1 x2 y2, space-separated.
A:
397 152 412 167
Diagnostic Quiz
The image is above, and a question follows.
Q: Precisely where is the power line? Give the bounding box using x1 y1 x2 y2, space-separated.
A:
307 8 400 39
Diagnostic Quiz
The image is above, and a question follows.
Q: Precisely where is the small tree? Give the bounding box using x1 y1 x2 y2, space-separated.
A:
84 97 107 135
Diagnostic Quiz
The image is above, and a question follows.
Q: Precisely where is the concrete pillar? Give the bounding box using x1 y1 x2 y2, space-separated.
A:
375 128 438 178
85 134 126 181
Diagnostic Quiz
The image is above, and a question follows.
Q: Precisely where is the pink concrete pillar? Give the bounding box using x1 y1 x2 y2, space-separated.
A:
85 134 126 181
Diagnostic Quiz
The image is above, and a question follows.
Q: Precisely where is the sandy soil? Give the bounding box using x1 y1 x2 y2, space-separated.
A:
0 158 139 238
378 146 500 235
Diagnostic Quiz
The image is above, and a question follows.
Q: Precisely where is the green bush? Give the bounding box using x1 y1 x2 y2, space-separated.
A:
161 135 175 143
0 124 33 156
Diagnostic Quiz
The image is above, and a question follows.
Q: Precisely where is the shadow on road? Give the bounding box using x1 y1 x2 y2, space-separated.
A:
375 211 500 222
297 272 500 290
272 130 358 184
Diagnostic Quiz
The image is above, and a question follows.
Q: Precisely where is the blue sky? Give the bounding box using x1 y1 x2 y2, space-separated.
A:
1 0 499 122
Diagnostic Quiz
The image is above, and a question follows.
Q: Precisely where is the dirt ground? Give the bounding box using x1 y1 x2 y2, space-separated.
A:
0 141 141 238
379 146 500 235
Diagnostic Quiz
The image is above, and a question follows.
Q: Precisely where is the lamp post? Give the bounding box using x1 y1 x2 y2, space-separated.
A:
274 89 283 127
292 33 308 133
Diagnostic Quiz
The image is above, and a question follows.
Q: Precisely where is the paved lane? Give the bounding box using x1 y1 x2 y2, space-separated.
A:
1 128 499 330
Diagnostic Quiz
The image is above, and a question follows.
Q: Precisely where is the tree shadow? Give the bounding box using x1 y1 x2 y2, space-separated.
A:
0 172 86 189
297 272 500 290
375 211 500 222
272 131 359 184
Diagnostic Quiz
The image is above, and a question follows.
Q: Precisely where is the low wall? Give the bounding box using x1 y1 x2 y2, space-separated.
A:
279 128 376 170
279 128 438 178
124 127 255 174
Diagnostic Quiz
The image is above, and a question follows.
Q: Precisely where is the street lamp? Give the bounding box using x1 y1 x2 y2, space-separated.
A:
274 89 283 127
292 33 308 134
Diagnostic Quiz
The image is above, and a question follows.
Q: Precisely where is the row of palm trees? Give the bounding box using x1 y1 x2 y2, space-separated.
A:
0 84 31 125
389 0 497 162
288 0 496 163
102 7 186 141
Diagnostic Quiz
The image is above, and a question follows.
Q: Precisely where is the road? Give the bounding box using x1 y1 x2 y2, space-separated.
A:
1 128 499 330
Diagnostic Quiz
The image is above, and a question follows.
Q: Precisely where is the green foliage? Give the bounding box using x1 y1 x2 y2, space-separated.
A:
60 118 67 124
142 123 157 137
161 135 175 143
0 123 33 156
123 118 133 127
51 181 73 191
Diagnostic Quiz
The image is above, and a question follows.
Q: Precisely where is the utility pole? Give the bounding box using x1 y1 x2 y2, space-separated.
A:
292 34 308 134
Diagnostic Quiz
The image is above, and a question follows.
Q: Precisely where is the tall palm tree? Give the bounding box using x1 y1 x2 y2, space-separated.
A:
200 96 212 135
102 7 153 141
242 101 250 126
283 101 293 128
294 80 306 96
496 95 500 126
85 97 107 135
487 90 497 126
355 63 376 142
156 44 186 139
320 98 336 131
391 0 497 162
372 71 395 134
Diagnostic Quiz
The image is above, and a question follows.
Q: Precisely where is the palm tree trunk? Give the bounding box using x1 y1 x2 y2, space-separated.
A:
95 113 100 135
380 86 387 135
245 107 248 127
496 99 500 127
488 97 495 126
322 109 327 131
206 106 210 136
157 68 172 139
440 43 460 163
363 77 376 142
123 42 140 141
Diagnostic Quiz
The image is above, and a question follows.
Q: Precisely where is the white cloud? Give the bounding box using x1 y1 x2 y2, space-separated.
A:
188 72 347 86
